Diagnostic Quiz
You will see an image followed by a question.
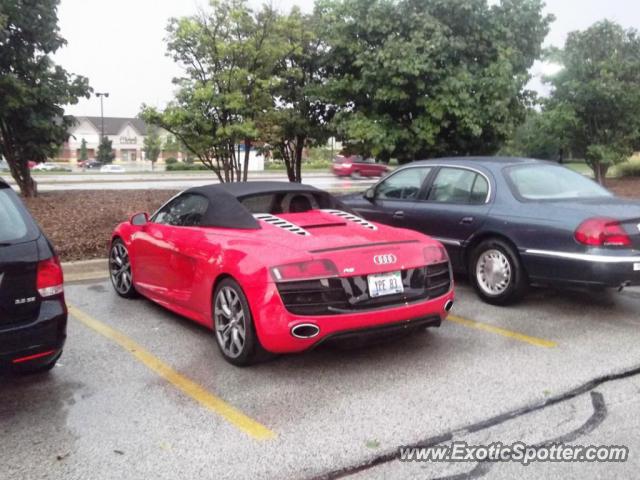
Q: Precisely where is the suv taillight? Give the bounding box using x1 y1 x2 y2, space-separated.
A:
37 256 64 297
575 218 632 247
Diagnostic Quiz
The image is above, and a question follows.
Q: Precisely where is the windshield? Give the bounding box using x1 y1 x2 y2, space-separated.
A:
0 188 37 244
505 164 612 200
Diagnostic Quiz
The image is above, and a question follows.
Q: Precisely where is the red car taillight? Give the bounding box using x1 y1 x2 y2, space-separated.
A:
37 256 64 297
574 218 632 247
271 259 338 282
423 245 449 264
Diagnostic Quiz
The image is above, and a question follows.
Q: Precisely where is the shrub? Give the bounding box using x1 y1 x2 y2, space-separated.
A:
166 162 208 171
165 157 178 165
614 157 640 177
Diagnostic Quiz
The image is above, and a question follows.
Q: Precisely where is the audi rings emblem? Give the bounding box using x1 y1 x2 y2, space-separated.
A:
373 254 397 265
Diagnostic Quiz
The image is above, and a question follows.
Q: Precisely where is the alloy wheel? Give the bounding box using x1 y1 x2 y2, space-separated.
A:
110 242 133 295
214 286 247 359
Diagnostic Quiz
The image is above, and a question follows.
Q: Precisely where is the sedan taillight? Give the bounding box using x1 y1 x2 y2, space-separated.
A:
37 256 64 297
574 218 632 247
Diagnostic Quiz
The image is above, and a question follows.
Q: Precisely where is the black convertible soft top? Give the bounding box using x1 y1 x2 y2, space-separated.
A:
182 182 326 229
187 181 320 199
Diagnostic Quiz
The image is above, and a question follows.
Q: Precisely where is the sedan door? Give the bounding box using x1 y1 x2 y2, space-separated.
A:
355 166 434 228
406 166 493 271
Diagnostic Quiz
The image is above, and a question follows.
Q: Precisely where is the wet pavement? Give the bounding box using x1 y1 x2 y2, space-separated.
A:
6 172 377 192
2 279 640 479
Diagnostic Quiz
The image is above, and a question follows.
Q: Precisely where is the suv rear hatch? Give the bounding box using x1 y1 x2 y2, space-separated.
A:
0 186 42 327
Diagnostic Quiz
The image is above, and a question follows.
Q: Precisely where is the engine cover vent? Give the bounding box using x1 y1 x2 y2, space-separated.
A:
321 209 378 231
254 214 310 236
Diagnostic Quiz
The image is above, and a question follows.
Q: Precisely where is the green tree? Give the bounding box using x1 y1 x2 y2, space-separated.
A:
0 0 91 196
543 21 640 184
499 109 569 161
162 135 185 155
142 0 281 182
96 137 114 163
79 138 88 161
259 9 333 182
315 0 552 163
143 126 162 170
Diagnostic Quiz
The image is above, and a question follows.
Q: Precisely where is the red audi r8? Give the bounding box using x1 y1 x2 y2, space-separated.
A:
109 182 454 365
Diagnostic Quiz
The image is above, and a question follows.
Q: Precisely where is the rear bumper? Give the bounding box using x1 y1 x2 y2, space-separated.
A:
0 298 67 370
522 249 640 288
252 283 454 354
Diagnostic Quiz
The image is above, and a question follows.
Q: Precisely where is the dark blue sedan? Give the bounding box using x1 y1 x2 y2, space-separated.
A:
342 157 640 305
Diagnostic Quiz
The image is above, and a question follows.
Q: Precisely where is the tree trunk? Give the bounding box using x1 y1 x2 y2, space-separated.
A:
593 162 609 186
293 135 305 183
280 141 295 182
4 150 38 197
243 138 251 182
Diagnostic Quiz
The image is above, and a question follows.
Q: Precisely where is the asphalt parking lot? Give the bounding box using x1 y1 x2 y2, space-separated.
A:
2 278 640 479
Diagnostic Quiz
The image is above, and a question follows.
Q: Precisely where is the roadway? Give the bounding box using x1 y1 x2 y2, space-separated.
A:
3 172 378 192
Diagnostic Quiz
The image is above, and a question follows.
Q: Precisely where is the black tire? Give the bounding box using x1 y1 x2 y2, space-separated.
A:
109 239 138 299
212 278 268 366
469 238 528 306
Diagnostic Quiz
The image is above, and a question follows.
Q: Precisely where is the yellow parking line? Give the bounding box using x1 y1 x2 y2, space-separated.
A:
68 304 276 441
446 314 558 348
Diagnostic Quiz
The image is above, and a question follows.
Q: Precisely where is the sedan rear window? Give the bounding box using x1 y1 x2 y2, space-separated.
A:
0 188 35 243
506 164 611 200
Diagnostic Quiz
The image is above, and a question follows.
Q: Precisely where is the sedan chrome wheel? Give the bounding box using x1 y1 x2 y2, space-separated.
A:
110 242 133 295
214 286 247 359
475 249 512 296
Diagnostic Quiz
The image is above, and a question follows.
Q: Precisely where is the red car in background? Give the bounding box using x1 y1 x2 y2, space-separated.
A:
332 155 389 178
109 182 454 366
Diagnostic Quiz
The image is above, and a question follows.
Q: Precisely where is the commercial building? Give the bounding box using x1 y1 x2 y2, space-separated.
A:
58 116 264 170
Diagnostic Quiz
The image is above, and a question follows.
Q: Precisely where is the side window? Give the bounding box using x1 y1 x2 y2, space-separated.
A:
153 194 209 226
470 175 489 204
427 168 488 204
376 168 431 200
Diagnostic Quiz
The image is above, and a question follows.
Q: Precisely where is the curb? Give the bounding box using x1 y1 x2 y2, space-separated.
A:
63 258 109 283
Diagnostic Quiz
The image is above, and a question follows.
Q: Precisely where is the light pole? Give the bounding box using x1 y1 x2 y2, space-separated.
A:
95 92 109 140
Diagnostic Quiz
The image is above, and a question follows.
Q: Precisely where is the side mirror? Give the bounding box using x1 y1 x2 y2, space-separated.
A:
130 212 149 226
364 188 376 202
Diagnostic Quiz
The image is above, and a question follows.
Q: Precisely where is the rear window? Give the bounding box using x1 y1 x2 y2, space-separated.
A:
240 192 347 214
505 164 612 201
0 188 38 244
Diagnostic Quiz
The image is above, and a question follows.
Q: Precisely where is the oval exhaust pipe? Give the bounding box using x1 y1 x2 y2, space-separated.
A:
444 300 454 312
291 323 320 339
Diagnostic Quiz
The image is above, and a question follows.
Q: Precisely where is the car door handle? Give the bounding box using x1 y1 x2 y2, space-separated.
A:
460 216 474 225
393 210 405 219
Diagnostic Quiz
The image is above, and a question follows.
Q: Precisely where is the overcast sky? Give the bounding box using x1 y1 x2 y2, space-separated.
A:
54 0 640 117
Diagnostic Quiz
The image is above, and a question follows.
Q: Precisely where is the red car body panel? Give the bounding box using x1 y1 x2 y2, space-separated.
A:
332 156 389 177
112 207 454 354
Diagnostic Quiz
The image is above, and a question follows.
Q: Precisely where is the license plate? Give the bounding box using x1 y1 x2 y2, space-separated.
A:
634 263 640 272
368 271 404 298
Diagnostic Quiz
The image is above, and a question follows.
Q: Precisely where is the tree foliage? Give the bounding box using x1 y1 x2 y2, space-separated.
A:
543 20 640 183
96 137 114 163
79 138 88 161
315 0 552 163
142 0 281 182
143 126 162 168
499 109 569 161
259 9 333 182
143 1 334 183
0 0 91 196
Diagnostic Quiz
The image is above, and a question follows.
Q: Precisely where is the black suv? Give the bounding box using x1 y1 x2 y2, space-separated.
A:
0 178 67 373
